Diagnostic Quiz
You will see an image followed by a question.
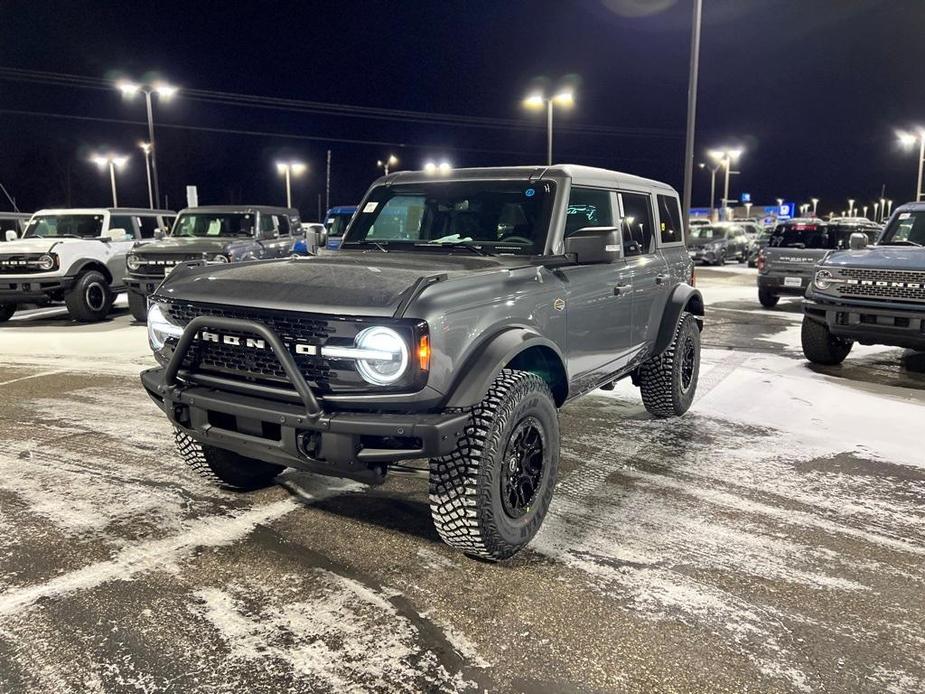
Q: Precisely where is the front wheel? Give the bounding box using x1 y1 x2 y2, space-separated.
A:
801 317 853 365
174 428 284 490
429 369 559 561
65 270 113 322
128 291 148 322
758 289 780 308
0 304 15 323
638 311 701 418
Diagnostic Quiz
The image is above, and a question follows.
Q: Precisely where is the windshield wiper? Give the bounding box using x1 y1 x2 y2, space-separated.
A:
414 242 493 256
343 240 389 253
883 239 923 246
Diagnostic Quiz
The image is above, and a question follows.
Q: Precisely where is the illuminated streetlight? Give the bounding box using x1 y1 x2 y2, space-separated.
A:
887 199 894 219
862 205 868 219
708 148 743 218
811 198 819 216
117 77 178 208
377 154 399 176
91 153 128 207
879 197 886 223
897 129 925 201
523 87 575 165
847 199 855 217
275 161 307 208
698 161 721 212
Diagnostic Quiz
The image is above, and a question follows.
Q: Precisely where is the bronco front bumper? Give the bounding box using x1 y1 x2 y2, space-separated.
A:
803 293 925 350
0 276 77 303
141 315 467 483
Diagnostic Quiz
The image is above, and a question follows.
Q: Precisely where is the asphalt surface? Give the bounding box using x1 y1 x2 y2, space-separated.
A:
0 267 922 693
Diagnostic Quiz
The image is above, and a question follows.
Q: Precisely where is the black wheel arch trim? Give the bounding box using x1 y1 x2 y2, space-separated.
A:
64 258 113 284
653 284 704 356
444 328 568 409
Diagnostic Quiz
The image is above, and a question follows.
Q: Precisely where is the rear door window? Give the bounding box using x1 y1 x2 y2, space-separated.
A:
619 192 655 255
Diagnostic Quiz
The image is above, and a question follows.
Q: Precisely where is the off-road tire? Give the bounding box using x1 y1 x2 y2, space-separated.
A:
174 428 284 490
638 311 701 418
128 291 148 322
65 270 113 322
801 317 853 365
0 304 15 323
429 369 559 561
758 289 780 308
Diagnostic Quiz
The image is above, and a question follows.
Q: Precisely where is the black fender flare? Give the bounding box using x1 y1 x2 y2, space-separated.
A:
444 328 568 409
653 284 704 355
64 259 113 284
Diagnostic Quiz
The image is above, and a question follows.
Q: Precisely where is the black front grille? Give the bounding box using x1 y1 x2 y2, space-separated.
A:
836 268 925 302
165 301 367 393
0 255 49 274
134 254 202 277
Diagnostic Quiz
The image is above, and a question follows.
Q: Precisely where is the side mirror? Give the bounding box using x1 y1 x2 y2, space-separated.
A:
4 230 17 242
564 227 621 264
849 232 869 250
154 228 166 240
105 227 130 241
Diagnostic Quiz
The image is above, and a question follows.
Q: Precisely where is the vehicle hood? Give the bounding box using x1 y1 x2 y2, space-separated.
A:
0 237 73 254
134 237 241 256
820 246 925 272
156 251 523 317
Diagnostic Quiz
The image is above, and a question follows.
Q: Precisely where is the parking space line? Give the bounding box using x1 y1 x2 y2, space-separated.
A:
0 370 68 387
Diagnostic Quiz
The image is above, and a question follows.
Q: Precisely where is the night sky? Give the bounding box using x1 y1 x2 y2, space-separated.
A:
2 0 924 219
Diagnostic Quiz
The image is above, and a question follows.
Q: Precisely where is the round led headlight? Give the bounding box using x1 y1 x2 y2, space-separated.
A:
211 254 230 263
147 302 184 352
36 254 56 271
354 326 408 386
126 254 142 271
814 269 834 290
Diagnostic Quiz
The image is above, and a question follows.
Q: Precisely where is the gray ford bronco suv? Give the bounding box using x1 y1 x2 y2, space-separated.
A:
141 165 704 560
125 205 302 322
802 202 925 364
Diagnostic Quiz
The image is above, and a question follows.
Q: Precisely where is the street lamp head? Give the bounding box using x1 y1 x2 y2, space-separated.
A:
387 154 398 166
438 161 452 173
424 161 437 174
523 93 545 109
728 148 743 161
290 162 307 176
698 162 705 169
707 149 724 163
91 155 109 169
116 80 141 97
112 155 128 169
139 142 152 154
153 82 178 99
898 130 918 147
552 90 574 107
811 198 819 204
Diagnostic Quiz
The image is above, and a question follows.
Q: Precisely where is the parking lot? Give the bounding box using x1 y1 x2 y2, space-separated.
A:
0 264 920 693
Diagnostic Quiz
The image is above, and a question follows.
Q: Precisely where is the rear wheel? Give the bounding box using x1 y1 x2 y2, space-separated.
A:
758 289 780 308
128 291 148 322
0 305 15 323
801 317 853 365
65 270 113 322
174 428 284 490
638 312 701 418
429 369 559 561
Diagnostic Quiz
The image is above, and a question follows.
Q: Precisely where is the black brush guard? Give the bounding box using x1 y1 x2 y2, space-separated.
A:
141 316 467 483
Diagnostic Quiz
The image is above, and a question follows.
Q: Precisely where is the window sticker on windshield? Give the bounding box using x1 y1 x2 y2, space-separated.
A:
363 202 378 213
524 188 536 198
899 212 911 219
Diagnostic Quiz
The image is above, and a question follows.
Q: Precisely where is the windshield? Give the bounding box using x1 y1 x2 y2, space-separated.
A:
171 213 255 238
769 223 829 249
24 214 104 239
880 211 925 246
344 181 555 255
689 227 722 240
325 213 353 238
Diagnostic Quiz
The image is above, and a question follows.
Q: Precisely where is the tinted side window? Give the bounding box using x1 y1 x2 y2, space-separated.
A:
138 215 160 239
277 216 291 236
259 214 279 236
109 216 137 237
620 192 655 255
564 188 613 237
656 194 683 244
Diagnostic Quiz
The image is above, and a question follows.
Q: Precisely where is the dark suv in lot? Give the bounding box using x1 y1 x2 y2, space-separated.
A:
757 217 881 308
140 165 703 560
687 222 750 265
802 203 925 364
125 206 301 321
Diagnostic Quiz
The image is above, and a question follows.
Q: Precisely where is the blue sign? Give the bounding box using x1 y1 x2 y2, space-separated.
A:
740 192 751 203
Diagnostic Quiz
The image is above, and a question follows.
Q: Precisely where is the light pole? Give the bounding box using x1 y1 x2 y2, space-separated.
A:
377 154 398 176
275 161 307 208
139 142 154 209
873 202 879 221
879 197 886 222
708 148 743 219
698 162 721 212
523 88 574 165
91 154 128 207
848 199 855 217
887 199 894 219
897 130 925 201
811 198 819 216
117 79 177 209
862 205 869 219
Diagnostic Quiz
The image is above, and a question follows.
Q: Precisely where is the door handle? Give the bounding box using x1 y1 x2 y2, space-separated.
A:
655 273 668 285
614 283 632 296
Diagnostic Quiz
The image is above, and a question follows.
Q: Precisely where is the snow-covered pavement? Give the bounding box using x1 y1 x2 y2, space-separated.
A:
0 266 922 693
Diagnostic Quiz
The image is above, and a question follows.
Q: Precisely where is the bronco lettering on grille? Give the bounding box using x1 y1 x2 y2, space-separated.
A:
198 330 318 355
